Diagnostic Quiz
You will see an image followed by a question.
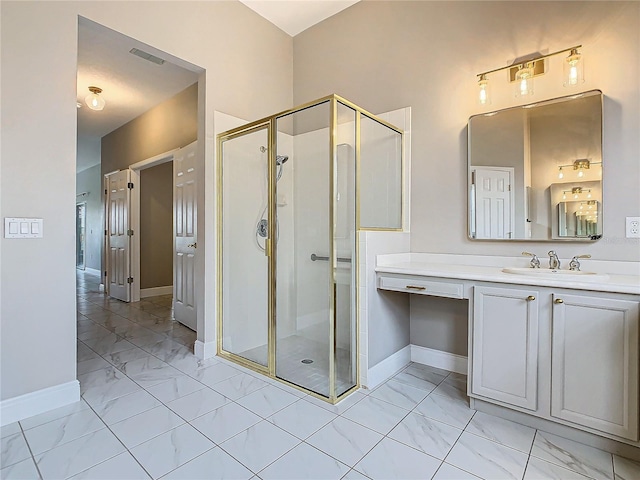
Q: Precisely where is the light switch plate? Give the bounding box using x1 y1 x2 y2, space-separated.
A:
4 218 43 238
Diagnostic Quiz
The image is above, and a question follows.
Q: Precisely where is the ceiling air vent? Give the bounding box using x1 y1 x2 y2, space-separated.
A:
129 48 165 65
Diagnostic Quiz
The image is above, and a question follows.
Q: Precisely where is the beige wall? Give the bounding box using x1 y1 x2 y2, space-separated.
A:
102 84 198 175
294 0 640 261
1 0 292 404
140 162 173 289
293 0 639 358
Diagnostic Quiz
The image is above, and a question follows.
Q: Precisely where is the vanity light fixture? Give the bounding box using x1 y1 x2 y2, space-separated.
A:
85 86 105 111
477 45 583 102
557 159 601 179
562 187 592 200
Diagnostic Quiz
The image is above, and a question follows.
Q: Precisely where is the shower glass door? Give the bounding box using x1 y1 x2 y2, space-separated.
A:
275 101 332 397
219 124 270 370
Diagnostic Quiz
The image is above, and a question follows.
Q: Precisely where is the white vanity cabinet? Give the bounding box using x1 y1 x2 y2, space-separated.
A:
550 293 639 440
470 285 539 411
469 285 640 441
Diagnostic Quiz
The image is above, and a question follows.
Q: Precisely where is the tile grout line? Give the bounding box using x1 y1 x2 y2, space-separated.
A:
17 421 44 480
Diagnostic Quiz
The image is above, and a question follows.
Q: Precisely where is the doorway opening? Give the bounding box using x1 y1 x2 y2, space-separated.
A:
76 202 87 270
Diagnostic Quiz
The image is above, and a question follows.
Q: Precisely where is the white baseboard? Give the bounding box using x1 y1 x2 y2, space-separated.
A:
140 286 173 298
84 267 101 276
366 345 411 389
0 380 80 426
195 340 216 360
411 345 468 375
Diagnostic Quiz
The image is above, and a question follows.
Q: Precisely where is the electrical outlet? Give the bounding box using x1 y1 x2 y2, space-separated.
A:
626 217 640 238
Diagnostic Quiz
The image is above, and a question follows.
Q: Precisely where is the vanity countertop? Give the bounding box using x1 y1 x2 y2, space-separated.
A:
375 254 640 295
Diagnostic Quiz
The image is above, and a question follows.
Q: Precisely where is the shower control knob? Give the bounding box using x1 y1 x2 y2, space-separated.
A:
187 243 197 248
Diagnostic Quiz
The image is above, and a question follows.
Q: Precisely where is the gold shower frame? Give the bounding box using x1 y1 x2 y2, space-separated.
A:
216 94 404 404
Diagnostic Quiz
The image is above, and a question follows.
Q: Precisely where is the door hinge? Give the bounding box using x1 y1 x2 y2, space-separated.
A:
471 171 476 185
508 185 512 191
127 277 134 284
127 182 134 189
105 229 108 236
104 271 107 277
104 189 108 195
127 229 134 236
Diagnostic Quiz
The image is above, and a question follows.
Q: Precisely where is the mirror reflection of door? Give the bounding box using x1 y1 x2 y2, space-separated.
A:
471 166 514 239
76 202 86 269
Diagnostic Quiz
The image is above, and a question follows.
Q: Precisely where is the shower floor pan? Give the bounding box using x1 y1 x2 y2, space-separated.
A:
239 334 354 398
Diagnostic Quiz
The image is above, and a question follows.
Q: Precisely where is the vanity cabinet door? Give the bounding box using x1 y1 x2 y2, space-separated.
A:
471 286 539 411
551 294 639 440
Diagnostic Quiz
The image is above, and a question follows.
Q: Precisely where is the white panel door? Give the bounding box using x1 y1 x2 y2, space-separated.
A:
471 285 539 411
551 294 639 440
473 167 513 239
174 141 197 331
106 170 131 302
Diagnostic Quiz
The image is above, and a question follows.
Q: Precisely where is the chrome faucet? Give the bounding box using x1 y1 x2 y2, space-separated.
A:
522 251 540 268
548 250 561 270
569 254 591 271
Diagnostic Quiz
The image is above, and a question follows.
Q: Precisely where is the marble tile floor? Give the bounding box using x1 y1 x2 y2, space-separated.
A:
2 271 639 479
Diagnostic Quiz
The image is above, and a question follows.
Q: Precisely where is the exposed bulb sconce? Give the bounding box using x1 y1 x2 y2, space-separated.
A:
85 86 105 111
478 74 490 105
515 62 535 98
564 48 584 87
557 159 601 179
477 45 583 102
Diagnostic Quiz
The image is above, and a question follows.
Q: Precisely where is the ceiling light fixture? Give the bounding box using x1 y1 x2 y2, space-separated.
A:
85 86 105 111
477 45 583 103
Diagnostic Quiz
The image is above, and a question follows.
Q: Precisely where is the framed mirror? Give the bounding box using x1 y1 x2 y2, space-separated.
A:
468 90 603 241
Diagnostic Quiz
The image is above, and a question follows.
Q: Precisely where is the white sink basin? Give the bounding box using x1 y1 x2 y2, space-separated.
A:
502 268 609 282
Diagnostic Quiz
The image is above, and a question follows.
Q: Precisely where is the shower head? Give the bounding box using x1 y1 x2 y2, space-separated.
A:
276 155 289 166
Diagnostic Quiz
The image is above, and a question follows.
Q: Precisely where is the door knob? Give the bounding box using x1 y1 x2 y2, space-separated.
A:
554 298 564 304
187 243 197 248
526 295 536 301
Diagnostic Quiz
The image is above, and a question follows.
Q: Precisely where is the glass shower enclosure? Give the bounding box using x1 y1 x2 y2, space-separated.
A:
217 95 403 403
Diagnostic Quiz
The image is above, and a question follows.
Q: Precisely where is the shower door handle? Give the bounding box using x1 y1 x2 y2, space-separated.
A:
265 238 271 257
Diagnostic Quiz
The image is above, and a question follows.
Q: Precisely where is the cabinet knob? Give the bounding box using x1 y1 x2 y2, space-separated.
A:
554 298 564 304
526 295 536 301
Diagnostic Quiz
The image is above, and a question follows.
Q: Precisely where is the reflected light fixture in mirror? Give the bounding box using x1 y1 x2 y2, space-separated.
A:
85 86 105 111
557 159 601 179
477 45 583 103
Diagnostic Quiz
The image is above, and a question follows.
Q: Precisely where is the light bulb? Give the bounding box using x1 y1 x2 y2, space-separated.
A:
562 193 567 200
564 48 584 87
558 167 564 179
587 192 592 198
85 86 105 111
577 169 584 178
574 193 579 199
580 205 584 209
478 75 490 105
515 63 534 97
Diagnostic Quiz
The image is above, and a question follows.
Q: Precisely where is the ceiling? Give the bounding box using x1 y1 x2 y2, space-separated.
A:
76 2 359 172
239 0 359 36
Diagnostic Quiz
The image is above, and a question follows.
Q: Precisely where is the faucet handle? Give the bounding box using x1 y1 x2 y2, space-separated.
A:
522 251 540 268
569 254 591 271
548 250 561 270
